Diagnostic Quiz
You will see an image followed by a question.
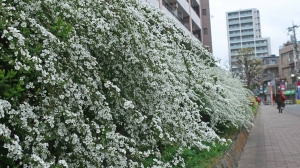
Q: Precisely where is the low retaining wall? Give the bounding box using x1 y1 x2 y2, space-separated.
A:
214 129 249 168
214 106 259 168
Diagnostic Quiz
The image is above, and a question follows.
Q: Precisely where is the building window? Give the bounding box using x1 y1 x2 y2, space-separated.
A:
271 60 276 64
202 9 206 15
204 28 208 35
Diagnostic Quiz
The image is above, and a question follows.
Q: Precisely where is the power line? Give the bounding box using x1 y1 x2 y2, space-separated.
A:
271 29 288 42
271 35 289 49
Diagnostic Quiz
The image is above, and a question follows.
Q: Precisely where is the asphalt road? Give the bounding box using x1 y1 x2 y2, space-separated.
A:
284 104 300 116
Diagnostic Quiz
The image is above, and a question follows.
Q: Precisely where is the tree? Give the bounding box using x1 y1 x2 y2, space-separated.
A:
232 48 263 89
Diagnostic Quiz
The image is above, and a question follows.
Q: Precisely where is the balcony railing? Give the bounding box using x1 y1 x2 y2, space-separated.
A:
241 31 254 36
242 44 255 48
242 38 254 41
263 63 278 69
230 45 242 49
264 62 277 65
241 25 253 29
230 39 241 43
256 43 268 47
240 12 252 17
229 33 240 37
228 20 240 25
263 74 273 81
228 14 239 19
162 2 189 30
240 19 253 23
229 26 240 30
256 49 268 53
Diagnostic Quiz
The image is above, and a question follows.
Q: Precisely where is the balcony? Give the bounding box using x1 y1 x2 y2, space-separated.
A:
242 44 255 48
144 0 160 7
263 74 273 82
241 31 254 36
231 58 238 62
240 12 252 17
231 52 239 56
256 49 268 53
256 43 267 47
240 19 253 23
230 45 242 49
242 38 254 41
263 63 278 69
228 14 239 19
161 4 191 36
190 7 201 28
190 0 200 6
176 0 189 14
228 20 240 25
230 39 241 43
241 25 253 29
229 33 240 37
229 26 240 30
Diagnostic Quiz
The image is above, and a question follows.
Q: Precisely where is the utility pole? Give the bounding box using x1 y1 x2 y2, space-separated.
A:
287 22 299 100
270 82 273 106
273 73 276 101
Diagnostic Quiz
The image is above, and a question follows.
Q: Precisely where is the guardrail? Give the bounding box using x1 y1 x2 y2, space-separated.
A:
285 100 293 105
259 100 294 105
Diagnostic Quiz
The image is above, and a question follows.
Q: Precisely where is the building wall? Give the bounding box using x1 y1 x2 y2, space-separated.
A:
262 56 279 83
200 0 213 53
226 8 271 69
142 0 213 53
278 43 300 88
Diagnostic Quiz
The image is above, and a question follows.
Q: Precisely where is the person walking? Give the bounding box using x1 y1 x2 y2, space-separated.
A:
275 90 286 113
256 96 261 105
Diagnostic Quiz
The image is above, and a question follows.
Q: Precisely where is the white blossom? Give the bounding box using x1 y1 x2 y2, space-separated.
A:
0 0 253 167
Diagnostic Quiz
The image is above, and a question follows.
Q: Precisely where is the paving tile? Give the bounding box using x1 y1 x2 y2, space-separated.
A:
238 106 300 168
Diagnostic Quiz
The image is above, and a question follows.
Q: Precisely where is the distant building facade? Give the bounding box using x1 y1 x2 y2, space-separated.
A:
259 55 279 101
260 42 300 102
226 8 271 71
142 0 213 53
277 42 300 100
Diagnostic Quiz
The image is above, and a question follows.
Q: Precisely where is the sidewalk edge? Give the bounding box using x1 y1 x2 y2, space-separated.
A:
214 106 259 168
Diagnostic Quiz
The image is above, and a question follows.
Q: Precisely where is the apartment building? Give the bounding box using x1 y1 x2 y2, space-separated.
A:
259 55 279 101
226 8 271 70
142 0 213 53
258 41 300 102
277 42 300 98
262 55 279 83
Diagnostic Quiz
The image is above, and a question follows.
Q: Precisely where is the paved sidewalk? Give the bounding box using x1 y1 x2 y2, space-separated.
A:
238 106 300 168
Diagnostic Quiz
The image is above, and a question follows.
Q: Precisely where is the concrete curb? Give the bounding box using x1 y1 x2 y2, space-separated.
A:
214 106 259 168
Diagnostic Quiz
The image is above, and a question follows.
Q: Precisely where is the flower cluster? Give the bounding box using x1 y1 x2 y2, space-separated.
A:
0 0 253 167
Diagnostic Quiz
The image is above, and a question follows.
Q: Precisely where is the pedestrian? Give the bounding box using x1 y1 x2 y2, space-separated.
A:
256 96 261 105
275 90 286 113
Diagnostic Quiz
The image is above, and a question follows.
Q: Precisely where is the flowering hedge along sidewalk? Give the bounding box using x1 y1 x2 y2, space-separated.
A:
0 0 253 167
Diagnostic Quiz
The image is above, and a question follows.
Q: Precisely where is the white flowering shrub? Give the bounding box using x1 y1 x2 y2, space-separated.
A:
0 0 253 167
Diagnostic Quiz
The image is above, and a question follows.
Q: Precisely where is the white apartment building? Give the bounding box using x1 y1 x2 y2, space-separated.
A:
141 0 213 53
226 8 271 70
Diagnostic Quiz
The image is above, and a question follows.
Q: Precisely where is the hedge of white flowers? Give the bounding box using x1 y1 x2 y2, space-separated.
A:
0 0 253 167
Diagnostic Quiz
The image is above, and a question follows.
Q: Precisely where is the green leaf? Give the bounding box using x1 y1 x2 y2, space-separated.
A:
0 69 5 78
7 70 17 79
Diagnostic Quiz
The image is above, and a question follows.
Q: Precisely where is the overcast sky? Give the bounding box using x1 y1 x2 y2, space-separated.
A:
209 0 300 68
